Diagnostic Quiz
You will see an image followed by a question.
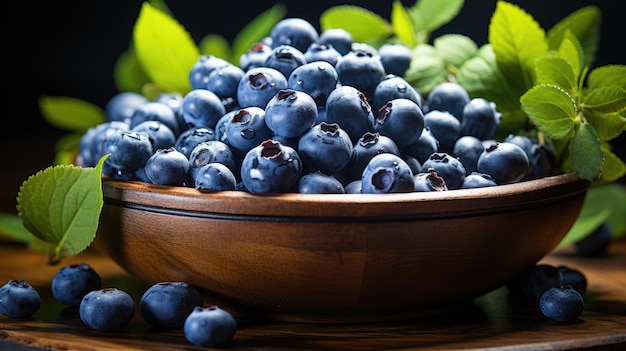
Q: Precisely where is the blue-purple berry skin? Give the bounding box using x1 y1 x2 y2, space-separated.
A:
195 163 238 192
237 67 288 109
539 285 584 322
240 139 303 193
420 152 466 190
375 98 425 149
265 89 318 139
0 280 41 319
426 81 470 121
477 142 530 185
144 147 190 186
79 288 135 332
270 17 319 53
51 263 102 307
181 89 226 130
139 281 204 329
298 171 345 194
297 122 354 175
183 305 237 347
361 153 415 194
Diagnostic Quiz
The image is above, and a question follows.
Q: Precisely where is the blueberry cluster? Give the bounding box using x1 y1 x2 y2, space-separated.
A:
77 17 554 194
507 264 586 322
0 264 237 346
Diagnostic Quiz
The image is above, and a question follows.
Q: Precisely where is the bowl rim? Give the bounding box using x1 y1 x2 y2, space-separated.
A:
101 172 590 219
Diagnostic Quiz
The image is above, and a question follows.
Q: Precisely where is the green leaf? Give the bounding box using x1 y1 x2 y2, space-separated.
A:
597 145 626 183
232 3 286 63
570 122 603 180
16 155 109 264
534 55 577 94
39 96 106 133
558 30 584 79
199 34 232 62
585 182 626 237
520 84 577 139
546 5 600 68
404 47 448 94
583 86 626 115
53 133 81 166
391 1 416 47
489 1 548 93
320 5 392 43
584 109 626 142
133 2 199 94
559 203 610 247
0 213 32 244
433 34 477 69
587 65 626 91
113 48 151 94
409 0 464 32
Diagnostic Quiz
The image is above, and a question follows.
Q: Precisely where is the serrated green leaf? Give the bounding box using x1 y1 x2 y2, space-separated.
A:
16 155 109 264
597 144 626 183
534 55 577 94
404 54 448 94
434 34 477 69
558 30 584 78
199 34 232 62
39 96 106 133
489 1 548 93
570 122 603 180
133 2 199 94
113 48 151 94
320 5 392 43
457 45 520 114
546 5 600 68
587 65 626 91
583 87 626 115
520 84 577 139
409 0 464 32
232 3 286 63
391 1 416 47
584 109 626 141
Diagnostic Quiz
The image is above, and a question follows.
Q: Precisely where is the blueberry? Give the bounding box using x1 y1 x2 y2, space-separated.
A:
195 163 238 192
453 135 485 175
224 107 272 153
361 153 415 194
240 139 303 193
426 81 470 121
0 280 41 319
344 179 362 194
51 263 102 307
318 28 353 56
349 131 401 181
288 61 338 107
378 43 412 76
105 91 148 124
270 17 319 53
477 142 530 184
264 44 307 80
174 127 216 159
374 98 425 148
461 97 501 140
130 101 180 137
79 288 135 331
325 85 376 143
144 147 190 186
401 126 439 165
335 48 385 97
205 63 245 101
509 264 563 305
236 66 288 109
188 140 237 184
461 172 497 189
414 170 448 192
156 92 188 135
183 305 237 347
239 42 273 72
78 121 130 167
102 130 154 173
420 152 466 190
131 120 177 151
540 285 584 322
297 122 354 175
297 171 345 194
189 55 230 90
372 74 423 112
181 89 226 130
557 266 587 295
139 281 203 329
265 89 318 139
303 43 342 67
424 110 462 154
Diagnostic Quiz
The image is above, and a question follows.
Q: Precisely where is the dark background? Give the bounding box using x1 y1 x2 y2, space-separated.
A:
4 0 624 214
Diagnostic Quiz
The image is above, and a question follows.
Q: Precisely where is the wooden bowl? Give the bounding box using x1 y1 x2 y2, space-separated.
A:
93 173 589 322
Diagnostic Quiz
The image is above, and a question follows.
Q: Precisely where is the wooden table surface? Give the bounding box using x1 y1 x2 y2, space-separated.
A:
1 235 625 351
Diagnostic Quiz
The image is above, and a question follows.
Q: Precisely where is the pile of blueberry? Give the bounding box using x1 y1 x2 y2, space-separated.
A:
0 263 237 347
77 17 555 194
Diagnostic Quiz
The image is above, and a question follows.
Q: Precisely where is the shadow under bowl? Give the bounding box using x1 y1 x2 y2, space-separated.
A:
93 172 589 322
